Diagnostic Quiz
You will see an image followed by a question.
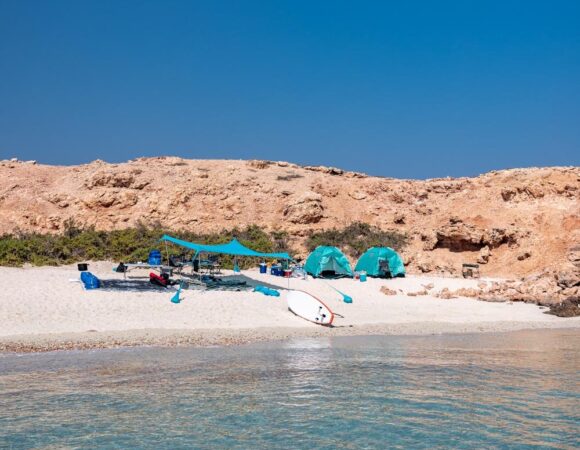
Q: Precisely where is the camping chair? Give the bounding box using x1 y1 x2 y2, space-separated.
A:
200 254 221 274
168 254 186 268
208 255 221 274
379 259 392 278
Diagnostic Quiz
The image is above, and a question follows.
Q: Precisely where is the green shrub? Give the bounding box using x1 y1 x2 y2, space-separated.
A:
305 222 407 258
0 224 294 268
0 222 405 267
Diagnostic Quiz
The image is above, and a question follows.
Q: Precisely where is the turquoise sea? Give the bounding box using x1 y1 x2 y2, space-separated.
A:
1 330 579 449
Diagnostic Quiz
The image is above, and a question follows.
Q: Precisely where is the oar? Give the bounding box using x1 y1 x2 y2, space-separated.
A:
171 281 183 304
322 281 353 304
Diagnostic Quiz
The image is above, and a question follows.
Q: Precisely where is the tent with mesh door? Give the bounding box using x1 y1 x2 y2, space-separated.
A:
354 247 405 278
304 246 353 278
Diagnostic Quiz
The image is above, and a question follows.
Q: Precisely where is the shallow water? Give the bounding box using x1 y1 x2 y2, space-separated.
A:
1 330 579 449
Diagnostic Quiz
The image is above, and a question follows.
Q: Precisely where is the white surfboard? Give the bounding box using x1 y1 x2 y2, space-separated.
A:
287 290 335 326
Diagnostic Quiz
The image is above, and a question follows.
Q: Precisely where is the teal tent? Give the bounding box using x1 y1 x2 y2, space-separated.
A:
304 246 353 278
160 235 291 260
354 247 405 278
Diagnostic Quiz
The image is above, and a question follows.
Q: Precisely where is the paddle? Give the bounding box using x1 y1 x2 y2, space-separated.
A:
322 281 353 304
170 281 184 304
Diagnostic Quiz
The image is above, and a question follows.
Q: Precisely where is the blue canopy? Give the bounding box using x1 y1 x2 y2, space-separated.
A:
160 235 291 260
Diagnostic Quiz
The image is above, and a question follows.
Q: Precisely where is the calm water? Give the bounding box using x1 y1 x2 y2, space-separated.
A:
1 330 579 449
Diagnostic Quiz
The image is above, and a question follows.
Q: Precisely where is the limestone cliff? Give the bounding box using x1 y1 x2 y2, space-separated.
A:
1 157 578 277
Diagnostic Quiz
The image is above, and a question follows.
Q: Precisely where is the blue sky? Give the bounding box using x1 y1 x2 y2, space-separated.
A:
0 0 578 178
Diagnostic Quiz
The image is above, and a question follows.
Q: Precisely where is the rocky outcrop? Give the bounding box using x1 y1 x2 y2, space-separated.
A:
0 159 577 278
434 218 519 252
434 268 579 312
283 191 324 224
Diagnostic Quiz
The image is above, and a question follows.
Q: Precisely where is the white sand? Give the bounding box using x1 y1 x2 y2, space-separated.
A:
0 263 577 351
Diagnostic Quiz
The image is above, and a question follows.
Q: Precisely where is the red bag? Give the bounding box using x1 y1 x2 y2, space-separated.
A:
149 272 169 287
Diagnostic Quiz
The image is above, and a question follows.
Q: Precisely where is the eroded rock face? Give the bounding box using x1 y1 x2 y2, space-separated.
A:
0 160 577 278
568 245 580 268
283 191 324 224
85 170 149 190
434 219 519 252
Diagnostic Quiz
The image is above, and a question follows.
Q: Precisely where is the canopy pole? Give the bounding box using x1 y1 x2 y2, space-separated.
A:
164 240 169 266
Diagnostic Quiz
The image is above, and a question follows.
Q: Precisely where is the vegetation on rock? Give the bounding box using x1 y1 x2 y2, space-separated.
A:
0 221 293 268
305 222 408 258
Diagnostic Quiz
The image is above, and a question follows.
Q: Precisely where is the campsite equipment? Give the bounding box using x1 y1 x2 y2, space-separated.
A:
259 263 267 274
360 271 367 282
287 290 335 325
233 259 240 273
114 262 127 273
150 272 170 287
271 265 282 276
148 250 162 265
283 269 292 278
462 263 480 279
77 263 88 272
171 282 184 304
80 271 100 289
322 281 353 304
304 246 353 278
354 247 405 278
160 235 291 260
253 285 280 297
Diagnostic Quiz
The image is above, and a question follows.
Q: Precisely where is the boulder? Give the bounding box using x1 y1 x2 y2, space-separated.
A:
407 289 428 297
477 246 491 264
437 288 456 299
568 245 580 268
349 190 367 200
380 286 397 296
247 160 271 169
393 213 405 224
556 271 580 289
283 191 324 224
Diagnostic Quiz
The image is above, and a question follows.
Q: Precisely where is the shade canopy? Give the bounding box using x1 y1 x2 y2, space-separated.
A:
160 235 291 260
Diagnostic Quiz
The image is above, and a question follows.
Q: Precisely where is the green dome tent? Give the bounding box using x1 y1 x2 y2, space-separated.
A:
354 247 405 278
304 246 353 278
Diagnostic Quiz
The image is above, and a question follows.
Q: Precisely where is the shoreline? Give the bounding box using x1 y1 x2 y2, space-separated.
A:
1 263 578 354
2 321 579 354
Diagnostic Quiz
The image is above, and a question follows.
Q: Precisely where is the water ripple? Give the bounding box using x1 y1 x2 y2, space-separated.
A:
0 330 579 449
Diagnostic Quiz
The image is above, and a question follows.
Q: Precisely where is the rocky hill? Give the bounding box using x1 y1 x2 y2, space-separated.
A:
1 157 578 277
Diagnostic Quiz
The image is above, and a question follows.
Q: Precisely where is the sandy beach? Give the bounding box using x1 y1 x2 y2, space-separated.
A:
0 262 577 353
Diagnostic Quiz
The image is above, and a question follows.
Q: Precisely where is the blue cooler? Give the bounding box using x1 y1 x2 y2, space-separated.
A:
148 250 162 265
259 263 267 274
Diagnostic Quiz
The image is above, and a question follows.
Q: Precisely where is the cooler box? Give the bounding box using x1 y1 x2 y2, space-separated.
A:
148 250 162 265
259 263 267 274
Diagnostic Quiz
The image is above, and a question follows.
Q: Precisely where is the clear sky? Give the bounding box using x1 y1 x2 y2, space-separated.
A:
0 0 578 179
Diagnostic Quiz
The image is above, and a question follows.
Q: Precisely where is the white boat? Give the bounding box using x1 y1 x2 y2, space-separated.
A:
287 290 335 326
